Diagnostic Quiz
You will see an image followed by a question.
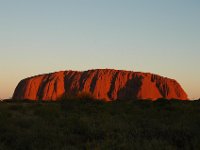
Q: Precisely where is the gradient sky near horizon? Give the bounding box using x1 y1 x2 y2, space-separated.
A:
0 0 199 99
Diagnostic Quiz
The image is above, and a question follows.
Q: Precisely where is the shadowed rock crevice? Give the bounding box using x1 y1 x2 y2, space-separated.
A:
37 74 51 100
108 71 119 100
12 69 188 101
64 71 80 95
117 74 143 100
90 71 99 94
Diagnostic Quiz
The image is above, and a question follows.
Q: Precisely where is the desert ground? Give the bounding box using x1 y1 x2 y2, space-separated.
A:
0 98 200 150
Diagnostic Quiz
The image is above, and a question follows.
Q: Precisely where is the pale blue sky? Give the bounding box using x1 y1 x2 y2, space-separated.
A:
0 0 199 99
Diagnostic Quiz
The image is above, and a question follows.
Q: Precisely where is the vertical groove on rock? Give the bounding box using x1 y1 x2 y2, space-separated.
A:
37 74 51 100
108 71 119 100
90 70 99 94
64 71 77 95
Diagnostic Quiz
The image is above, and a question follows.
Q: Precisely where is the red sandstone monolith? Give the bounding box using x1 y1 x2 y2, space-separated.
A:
13 69 188 101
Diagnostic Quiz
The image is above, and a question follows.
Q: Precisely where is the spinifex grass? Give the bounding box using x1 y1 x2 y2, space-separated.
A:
0 99 200 150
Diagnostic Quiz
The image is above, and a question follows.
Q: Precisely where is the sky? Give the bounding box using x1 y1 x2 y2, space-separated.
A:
0 0 199 99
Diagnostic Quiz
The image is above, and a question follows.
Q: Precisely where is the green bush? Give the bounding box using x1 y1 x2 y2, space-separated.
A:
0 99 200 149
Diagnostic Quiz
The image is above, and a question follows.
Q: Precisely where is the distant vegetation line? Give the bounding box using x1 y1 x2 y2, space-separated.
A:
1 99 200 149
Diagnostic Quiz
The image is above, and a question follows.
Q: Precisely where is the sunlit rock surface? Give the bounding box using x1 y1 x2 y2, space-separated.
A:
13 69 188 101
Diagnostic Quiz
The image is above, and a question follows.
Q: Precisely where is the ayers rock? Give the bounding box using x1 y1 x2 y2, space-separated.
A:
13 69 188 101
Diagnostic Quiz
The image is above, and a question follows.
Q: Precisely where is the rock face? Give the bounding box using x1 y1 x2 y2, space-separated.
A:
13 69 188 101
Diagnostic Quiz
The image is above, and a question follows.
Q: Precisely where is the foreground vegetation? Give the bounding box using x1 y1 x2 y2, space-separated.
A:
0 99 200 150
